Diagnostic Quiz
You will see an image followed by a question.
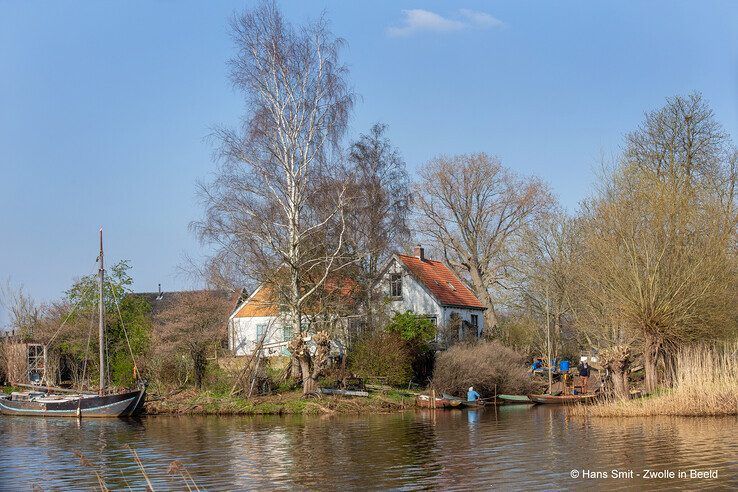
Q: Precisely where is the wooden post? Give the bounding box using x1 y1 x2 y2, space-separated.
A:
431 387 436 409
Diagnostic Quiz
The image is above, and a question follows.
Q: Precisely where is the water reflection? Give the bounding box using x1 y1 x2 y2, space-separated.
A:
0 407 735 490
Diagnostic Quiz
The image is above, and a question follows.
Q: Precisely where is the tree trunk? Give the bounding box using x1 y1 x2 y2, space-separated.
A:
643 333 661 394
468 267 498 336
290 355 302 380
601 344 631 399
661 347 677 388
298 355 317 395
193 348 207 389
289 257 303 381
611 367 630 400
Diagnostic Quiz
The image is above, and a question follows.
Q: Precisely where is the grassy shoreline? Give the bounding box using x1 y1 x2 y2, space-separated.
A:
571 345 737 418
2 383 416 416
144 388 416 416
570 389 738 418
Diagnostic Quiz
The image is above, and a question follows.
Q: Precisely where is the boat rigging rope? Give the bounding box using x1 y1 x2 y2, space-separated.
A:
45 260 99 347
44 301 81 348
109 284 141 382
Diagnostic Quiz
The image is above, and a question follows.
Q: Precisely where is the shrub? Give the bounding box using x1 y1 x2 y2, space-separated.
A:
433 341 537 397
386 311 436 383
386 311 436 342
349 331 413 387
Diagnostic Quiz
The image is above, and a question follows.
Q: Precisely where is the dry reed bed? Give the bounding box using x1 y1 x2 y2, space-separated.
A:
572 344 738 417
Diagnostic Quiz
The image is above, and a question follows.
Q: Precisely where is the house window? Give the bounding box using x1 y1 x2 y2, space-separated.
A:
471 314 479 329
390 273 402 297
283 325 293 342
256 324 267 341
426 316 437 326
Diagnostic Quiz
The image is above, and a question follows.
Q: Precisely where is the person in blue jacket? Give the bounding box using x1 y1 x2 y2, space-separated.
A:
467 386 481 402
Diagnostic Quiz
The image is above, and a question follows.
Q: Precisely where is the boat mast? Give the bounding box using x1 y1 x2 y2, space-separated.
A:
98 228 105 396
546 284 552 394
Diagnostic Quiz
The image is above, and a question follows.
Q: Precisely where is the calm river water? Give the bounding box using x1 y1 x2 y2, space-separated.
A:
0 406 736 490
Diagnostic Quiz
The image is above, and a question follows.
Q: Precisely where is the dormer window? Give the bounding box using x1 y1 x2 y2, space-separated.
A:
390 273 402 298
447 282 456 291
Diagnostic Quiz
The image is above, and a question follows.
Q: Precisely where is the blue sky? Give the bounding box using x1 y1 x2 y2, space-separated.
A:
1 1 737 325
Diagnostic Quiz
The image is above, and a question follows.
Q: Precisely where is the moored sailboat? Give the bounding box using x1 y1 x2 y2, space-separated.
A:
0 229 146 418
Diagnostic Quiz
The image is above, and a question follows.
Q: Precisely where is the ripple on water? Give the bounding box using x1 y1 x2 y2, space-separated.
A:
0 408 735 490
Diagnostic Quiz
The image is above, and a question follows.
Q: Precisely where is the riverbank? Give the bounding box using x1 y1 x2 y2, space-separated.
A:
144 388 416 416
571 344 737 418
570 388 738 418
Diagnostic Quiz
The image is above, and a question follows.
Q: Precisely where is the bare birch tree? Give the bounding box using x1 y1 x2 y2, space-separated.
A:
193 2 354 394
414 153 553 334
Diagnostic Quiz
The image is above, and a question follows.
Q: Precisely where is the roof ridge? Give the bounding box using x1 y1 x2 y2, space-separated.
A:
395 254 485 310
396 253 440 262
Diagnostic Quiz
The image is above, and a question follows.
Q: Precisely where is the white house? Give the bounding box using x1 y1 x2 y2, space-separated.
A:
376 246 486 340
228 282 356 358
229 245 486 357
229 284 294 357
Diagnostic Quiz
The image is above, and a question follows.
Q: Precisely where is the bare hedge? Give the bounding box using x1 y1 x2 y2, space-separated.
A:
433 341 538 397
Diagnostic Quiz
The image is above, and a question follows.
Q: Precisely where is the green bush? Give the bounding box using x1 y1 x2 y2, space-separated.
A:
386 311 436 342
386 311 436 383
349 331 413 387
203 364 233 394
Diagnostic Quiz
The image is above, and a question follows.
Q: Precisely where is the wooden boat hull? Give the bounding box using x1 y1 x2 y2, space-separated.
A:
440 393 486 407
527 393 598 405
416 395 462 409
461 400 487 407
498 394 533 404
0 388 146 418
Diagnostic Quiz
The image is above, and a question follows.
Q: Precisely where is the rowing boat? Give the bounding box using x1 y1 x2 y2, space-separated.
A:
527 393 598 405
498 394 533 404
441 393 488 407
416 395 462 409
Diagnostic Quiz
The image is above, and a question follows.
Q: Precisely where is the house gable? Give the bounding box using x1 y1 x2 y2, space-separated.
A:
231 284 279 319
378 256 444 322
376 250 487 338
377 253 485 311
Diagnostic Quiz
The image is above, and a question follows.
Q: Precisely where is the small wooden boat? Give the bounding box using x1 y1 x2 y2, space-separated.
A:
416 394 462 409
441 393 487 407
498 394 533 404
527 393 599 405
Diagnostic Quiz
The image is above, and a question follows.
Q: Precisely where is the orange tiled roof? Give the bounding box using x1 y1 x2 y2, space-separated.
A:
233 277 358 318
234 285 279 317
396 254 485 309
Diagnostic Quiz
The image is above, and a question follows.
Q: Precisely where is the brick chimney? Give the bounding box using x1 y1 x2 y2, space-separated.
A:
413 244 425 261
